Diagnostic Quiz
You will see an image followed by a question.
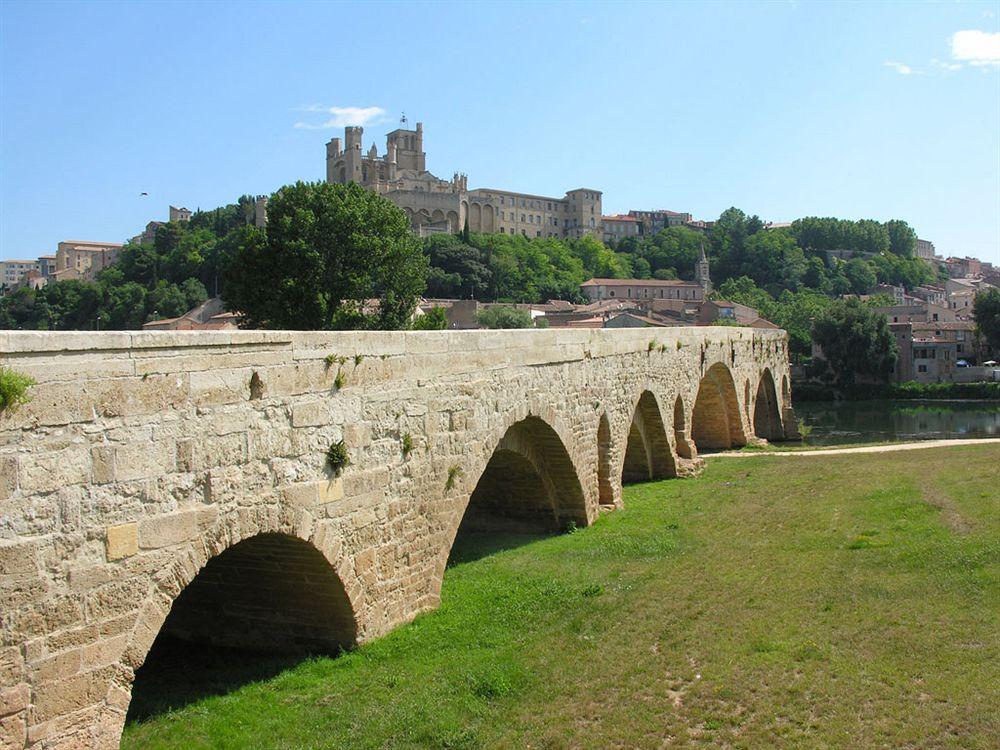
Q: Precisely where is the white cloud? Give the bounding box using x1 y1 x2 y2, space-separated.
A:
931 57 962 72
884 60 914 75
294 105 387 130
950 30 1000 66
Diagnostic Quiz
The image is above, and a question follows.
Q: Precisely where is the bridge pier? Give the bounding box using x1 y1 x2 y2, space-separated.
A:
0 327 793 748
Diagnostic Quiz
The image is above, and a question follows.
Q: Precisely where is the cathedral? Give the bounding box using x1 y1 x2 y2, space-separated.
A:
325 121 602 240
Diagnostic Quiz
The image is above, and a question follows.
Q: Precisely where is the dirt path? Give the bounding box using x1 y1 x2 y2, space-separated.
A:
709 438 1000 457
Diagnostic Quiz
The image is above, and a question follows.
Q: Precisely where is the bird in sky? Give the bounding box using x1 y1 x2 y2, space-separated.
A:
139 191 148 196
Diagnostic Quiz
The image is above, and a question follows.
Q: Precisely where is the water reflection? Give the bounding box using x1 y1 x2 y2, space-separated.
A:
793 400 1000 446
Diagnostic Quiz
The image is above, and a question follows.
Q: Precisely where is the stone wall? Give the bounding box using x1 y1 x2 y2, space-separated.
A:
0 327 792 748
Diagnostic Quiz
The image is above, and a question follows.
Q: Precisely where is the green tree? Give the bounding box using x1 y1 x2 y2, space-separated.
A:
423 234 491 299
222 182 427 329
884 220 917 257
811 298 898 386
411 306 448 330
569 235 630 279
0 287 52 329
741 229 807 293
100 282 148 329
843 258 877 295
973 288 1000 353
180 278 209 310
147 281 189 320
476 305 533 329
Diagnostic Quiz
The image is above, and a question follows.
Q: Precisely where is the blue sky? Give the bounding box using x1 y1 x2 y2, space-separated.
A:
1 0 998 263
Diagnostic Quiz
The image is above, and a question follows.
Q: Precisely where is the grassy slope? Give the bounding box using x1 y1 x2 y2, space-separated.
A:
122 446 1000 749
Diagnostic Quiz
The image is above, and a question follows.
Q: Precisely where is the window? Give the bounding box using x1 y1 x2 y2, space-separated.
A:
627 288 632 297
609 290 616 298
521 214 525 222
918 364 927 373
536 231 541 237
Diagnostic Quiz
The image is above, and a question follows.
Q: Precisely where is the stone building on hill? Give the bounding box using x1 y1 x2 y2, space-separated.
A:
325 121 602 239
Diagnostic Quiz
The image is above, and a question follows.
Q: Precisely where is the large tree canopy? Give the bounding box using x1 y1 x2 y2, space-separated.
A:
811 298 898 386
223 182 428 330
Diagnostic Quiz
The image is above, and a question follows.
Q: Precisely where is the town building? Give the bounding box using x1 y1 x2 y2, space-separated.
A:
626 209 692 235
142 297 239 331
169 205 192 223
325 122 602 239
942 256 982 278
914 238 935 262
0 260 39 289
873 302 956 325
580 278 704 303
52 241 123 282
37 255 57 278
888 321 976 383
601 214 642 243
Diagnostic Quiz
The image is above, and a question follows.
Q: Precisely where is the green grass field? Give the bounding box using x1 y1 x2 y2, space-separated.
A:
122 445 999 749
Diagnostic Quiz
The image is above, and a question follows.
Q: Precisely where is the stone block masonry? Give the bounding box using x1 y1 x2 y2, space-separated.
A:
0 327 793 748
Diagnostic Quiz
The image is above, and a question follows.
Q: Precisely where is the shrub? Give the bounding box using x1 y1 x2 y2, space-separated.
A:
325 440 350 476
445 465 463 491
476 306 532 329
0 367 35 414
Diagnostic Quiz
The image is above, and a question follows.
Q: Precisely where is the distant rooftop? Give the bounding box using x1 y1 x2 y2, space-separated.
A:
581 277 701 287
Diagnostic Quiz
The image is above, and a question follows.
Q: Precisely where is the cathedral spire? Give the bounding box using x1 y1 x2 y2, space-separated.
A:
696 241 712 295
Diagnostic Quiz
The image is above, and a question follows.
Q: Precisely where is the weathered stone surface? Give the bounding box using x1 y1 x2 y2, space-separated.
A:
104 523 138 561
0 328 793 749
138 508 217 550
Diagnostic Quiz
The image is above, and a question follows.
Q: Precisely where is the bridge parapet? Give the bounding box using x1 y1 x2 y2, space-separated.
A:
0 327 792 748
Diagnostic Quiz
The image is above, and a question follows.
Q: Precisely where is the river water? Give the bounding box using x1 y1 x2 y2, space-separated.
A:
791 400 1000 446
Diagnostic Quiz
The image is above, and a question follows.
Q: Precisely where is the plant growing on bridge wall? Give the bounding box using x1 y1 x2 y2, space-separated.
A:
445 465 463 491
401 432 413 456
647 340 656 353
334 370 346 390
0 367 35 415
325 440 350 476
325 354 347 369
354 354 364 366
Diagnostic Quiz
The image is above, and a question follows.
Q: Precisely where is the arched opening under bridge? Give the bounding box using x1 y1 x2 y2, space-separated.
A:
621 391 675 484
691 363 747 451
126 533 356 727
448 416 588 564
753 369 784 441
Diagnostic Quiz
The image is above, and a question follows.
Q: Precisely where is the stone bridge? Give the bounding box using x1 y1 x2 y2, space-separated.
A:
0 327 794 748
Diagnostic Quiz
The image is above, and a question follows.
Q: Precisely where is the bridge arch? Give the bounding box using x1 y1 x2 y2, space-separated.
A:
691 362 747 451
621 390 675 483
113 514 361 743
446 414 588 564
672 395 693 459
597 412 614 507
753 368 784 441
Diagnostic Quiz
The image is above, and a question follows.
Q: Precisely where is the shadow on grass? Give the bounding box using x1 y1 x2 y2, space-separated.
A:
446 531 550 567
126 634 329 725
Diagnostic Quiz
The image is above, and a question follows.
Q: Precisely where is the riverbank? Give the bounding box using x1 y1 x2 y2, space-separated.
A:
791 398 1000 445
793 380 1000 402
721 437 1000 456
122 446 999 750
